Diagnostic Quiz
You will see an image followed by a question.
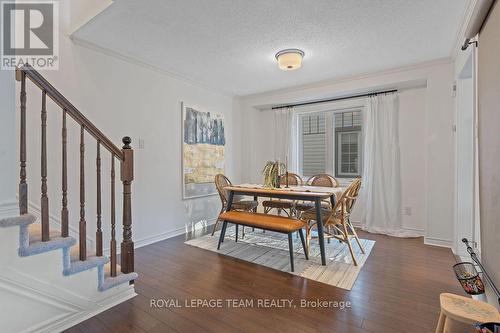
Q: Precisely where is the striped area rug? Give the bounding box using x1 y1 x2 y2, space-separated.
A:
185 226 375 290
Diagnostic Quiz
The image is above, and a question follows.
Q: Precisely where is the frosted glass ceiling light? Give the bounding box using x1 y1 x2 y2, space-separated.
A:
275 49 305 71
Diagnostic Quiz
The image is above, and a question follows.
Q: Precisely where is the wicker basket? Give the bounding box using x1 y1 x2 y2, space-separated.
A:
453 262 485 295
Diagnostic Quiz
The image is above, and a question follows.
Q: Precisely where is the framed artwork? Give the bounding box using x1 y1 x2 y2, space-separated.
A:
181 102 225 199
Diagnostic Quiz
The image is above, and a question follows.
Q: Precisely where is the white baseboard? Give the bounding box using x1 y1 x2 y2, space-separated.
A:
34 288 137 333
130 217 218 251
351 221 425 237
424 236 453 249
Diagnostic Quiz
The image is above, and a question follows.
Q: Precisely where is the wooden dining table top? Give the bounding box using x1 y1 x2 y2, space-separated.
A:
226 184 345 199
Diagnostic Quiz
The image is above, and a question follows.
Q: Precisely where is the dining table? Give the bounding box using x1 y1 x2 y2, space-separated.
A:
223 184 345 266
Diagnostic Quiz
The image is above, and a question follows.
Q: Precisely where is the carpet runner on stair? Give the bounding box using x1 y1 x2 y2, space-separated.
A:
0 213 137 292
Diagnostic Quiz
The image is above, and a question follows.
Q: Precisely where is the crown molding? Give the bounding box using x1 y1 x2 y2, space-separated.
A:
70 36 234 98
241 57 452 101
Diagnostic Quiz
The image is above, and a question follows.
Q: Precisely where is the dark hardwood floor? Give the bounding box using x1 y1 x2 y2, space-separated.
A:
65 228 465 333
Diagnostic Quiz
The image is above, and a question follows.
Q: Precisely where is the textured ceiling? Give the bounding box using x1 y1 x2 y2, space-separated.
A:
73 0 469 96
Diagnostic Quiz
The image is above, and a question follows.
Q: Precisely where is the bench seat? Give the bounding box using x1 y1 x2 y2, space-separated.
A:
217 211 308 272
218 211 304 233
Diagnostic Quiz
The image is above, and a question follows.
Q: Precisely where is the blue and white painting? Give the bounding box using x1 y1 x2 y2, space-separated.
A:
182 103 225 199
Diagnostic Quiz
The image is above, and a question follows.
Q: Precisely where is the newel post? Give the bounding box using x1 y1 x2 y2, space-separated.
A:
120 136 134 274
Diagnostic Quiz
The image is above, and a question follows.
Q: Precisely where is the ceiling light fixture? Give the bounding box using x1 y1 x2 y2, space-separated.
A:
275 48 305 71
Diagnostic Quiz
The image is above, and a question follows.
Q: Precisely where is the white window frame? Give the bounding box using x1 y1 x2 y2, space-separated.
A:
336 130 362 177
295 102 364 181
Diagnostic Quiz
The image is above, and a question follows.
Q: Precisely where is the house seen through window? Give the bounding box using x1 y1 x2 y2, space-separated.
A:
299 110 362 178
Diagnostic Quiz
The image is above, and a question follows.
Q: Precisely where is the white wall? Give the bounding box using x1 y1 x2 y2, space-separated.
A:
18 1 241 249
237 60 455 245
0 68 18 219
398 87 427 232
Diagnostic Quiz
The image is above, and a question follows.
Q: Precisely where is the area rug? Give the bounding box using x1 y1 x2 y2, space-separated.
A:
185 226 375 290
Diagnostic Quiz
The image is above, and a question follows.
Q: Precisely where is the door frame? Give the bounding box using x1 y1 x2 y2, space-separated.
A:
454 46 480 258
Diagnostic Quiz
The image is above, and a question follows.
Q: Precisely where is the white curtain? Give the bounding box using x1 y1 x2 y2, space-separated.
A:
273 107 298 171
359 93 418 237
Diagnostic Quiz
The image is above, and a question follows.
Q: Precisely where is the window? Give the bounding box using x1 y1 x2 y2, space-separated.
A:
298 109 362 178
299 113 326 177
334 111 362 177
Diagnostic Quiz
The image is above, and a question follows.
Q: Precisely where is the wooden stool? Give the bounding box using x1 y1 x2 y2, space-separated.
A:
436 293 500 333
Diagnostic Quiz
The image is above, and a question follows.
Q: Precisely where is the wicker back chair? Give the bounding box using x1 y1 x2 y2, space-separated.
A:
295 174 338 214
215 174 231 207
301 178 364 265
307 174 339 187
262 172 303 217
212 174 258 236
342 178 362 215
279 172 303 186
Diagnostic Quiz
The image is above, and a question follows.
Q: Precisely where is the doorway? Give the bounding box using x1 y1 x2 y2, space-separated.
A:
454 49 480 258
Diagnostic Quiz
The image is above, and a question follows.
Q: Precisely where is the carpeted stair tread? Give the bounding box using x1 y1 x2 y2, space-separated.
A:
99 262 138 291
8 214 137 292
69 244 98 260
28 223 63 243
19 223 76 257
0 214 37 228
63 245 109 276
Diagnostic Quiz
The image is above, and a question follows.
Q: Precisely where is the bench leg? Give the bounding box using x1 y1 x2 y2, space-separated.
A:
298 229 308 260
288 233 294 272
217 221 228 250
235 225 239 242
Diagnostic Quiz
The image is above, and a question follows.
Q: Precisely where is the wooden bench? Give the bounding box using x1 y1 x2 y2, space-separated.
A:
217 211 308 272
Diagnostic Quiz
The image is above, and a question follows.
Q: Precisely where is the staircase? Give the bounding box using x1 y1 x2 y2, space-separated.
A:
0 64 138 332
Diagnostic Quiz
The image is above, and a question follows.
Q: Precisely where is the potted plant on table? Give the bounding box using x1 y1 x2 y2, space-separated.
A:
262 161 285 188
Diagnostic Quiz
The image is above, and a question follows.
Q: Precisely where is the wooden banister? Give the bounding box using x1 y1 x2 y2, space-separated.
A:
15 64 134 276
40 90 50 241
61 110 69 237
79 126 86 261
18 71 28 215
96 141 103 257
16 64 124 161
110 156 117 277
120 137 134 274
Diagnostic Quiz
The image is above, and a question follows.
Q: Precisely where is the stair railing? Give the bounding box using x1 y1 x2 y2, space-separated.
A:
15 64 134 275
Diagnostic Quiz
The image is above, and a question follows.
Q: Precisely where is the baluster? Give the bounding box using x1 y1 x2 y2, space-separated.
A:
96 141 103 256
79 126 86 261
41 91 50 241
110 155 117 277
61 110 69 237
120 137 134 274
18 71 28 215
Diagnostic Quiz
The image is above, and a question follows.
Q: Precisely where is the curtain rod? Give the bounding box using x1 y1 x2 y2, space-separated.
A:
271 89 398 110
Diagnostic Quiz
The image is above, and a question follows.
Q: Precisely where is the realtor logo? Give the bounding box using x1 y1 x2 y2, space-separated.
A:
1 1 59 70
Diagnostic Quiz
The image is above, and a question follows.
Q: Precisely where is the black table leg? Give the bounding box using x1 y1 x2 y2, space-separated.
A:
315 198 327 265
222 190 235 243
227 191 235 211
298 229 308 260
217 221 227 250
330 195 336 208
288 233 295 272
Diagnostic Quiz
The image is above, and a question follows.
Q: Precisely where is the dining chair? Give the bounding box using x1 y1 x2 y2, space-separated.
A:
294 173 339 215
262 172 302 217
212 174 258 236
300 178 364 265
308 173 340 187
